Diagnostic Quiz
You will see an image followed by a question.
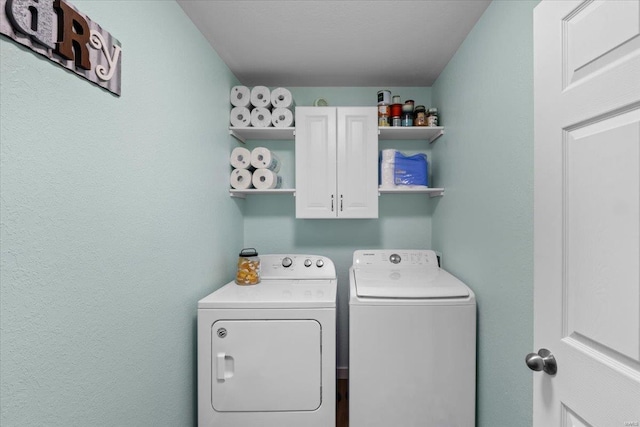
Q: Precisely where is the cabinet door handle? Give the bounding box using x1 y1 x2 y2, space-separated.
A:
340 194 343 211
331 194 334 212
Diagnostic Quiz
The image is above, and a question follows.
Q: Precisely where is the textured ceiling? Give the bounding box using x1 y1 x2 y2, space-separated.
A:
178 0 491 87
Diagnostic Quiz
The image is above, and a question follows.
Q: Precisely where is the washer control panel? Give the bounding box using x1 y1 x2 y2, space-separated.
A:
260 254 336 280
353 250 440 268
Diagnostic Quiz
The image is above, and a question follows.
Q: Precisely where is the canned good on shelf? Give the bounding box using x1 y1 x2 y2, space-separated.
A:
377 90 391 106
403 100 415 113
401 112 413 127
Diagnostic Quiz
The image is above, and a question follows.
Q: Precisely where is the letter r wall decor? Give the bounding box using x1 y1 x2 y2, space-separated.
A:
1 0 122 96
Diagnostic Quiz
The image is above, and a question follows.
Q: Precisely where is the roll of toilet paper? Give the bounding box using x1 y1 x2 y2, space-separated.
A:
381 149 396 162
251 147 281 173
270 87 295 109
230 85 251 108
250 86 271 108
271 107 295 128
380 149 397 188
230 168 253 189
250 107 272 128
230 147 253 170
230 106 251 127
252 168 282 190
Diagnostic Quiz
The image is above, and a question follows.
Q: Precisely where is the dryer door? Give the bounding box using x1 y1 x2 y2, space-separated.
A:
211 319 321 412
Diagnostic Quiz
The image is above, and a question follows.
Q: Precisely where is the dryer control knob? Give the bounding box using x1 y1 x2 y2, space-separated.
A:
282 257 293 268
304 259 312 267
316 259 324 268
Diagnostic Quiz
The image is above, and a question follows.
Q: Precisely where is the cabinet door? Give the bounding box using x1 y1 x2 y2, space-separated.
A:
337 107 379 218
295 107 337 218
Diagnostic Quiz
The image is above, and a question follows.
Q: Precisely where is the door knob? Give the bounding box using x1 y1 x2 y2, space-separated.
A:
525 348 557 375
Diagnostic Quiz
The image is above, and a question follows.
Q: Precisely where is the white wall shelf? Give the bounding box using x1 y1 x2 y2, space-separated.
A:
228 123 445 200
229 188 296 199
229 127 295 143
378 187 445 197
378 126 444 143
229 187 444 199
229 126 443 144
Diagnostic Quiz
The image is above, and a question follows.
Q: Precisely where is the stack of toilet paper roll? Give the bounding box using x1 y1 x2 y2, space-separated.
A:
380 149 397 188
229 86 295 128
230 146 282 190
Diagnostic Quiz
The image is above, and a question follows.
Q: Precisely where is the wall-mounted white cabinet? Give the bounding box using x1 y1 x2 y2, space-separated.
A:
295 107 378 219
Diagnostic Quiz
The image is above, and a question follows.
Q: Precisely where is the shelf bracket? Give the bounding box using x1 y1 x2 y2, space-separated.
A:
229 130 246 144
229 191 247 199
429 129 444 144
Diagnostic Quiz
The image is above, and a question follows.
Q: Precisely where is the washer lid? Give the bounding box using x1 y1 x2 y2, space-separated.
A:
353 267 470 298
198 279 337 309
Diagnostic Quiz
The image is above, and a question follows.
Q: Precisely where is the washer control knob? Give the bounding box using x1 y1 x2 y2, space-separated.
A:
304 259 312 267
390 253 401 264
316 259 324 268
282 257 293 268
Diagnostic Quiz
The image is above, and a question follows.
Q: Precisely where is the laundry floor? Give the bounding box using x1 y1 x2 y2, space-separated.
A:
336 379 348 426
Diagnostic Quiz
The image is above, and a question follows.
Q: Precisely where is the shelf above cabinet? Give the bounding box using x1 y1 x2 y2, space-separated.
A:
229 127 295 143
378 126 444 143
229 188 296 198
378 187 445 197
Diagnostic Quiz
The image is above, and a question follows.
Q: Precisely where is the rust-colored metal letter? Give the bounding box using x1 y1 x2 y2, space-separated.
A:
53 0 91 70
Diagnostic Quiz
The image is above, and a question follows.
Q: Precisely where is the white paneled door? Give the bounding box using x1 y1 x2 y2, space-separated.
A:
533 1 640 426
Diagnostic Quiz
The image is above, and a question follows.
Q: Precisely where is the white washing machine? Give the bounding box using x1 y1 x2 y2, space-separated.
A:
349 250 476 427
197 254 336 427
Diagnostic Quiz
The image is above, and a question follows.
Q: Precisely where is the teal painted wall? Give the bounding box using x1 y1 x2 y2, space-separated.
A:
0 2 241 425
431 1 536 426
1 1 538 424
241 86 436 368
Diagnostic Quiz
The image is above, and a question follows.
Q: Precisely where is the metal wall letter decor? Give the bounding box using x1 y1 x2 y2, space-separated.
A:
1 0 122 96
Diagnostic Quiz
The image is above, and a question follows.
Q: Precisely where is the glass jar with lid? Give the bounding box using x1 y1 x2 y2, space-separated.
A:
235 248 260 285
403 100 415 113
414 105 427 126
427 108 439 127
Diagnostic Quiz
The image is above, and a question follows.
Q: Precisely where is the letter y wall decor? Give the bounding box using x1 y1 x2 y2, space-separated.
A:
1 0 122 96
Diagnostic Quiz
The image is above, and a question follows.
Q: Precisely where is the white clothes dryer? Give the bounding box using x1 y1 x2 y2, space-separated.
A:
349 250 476 427
198 254 336 427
